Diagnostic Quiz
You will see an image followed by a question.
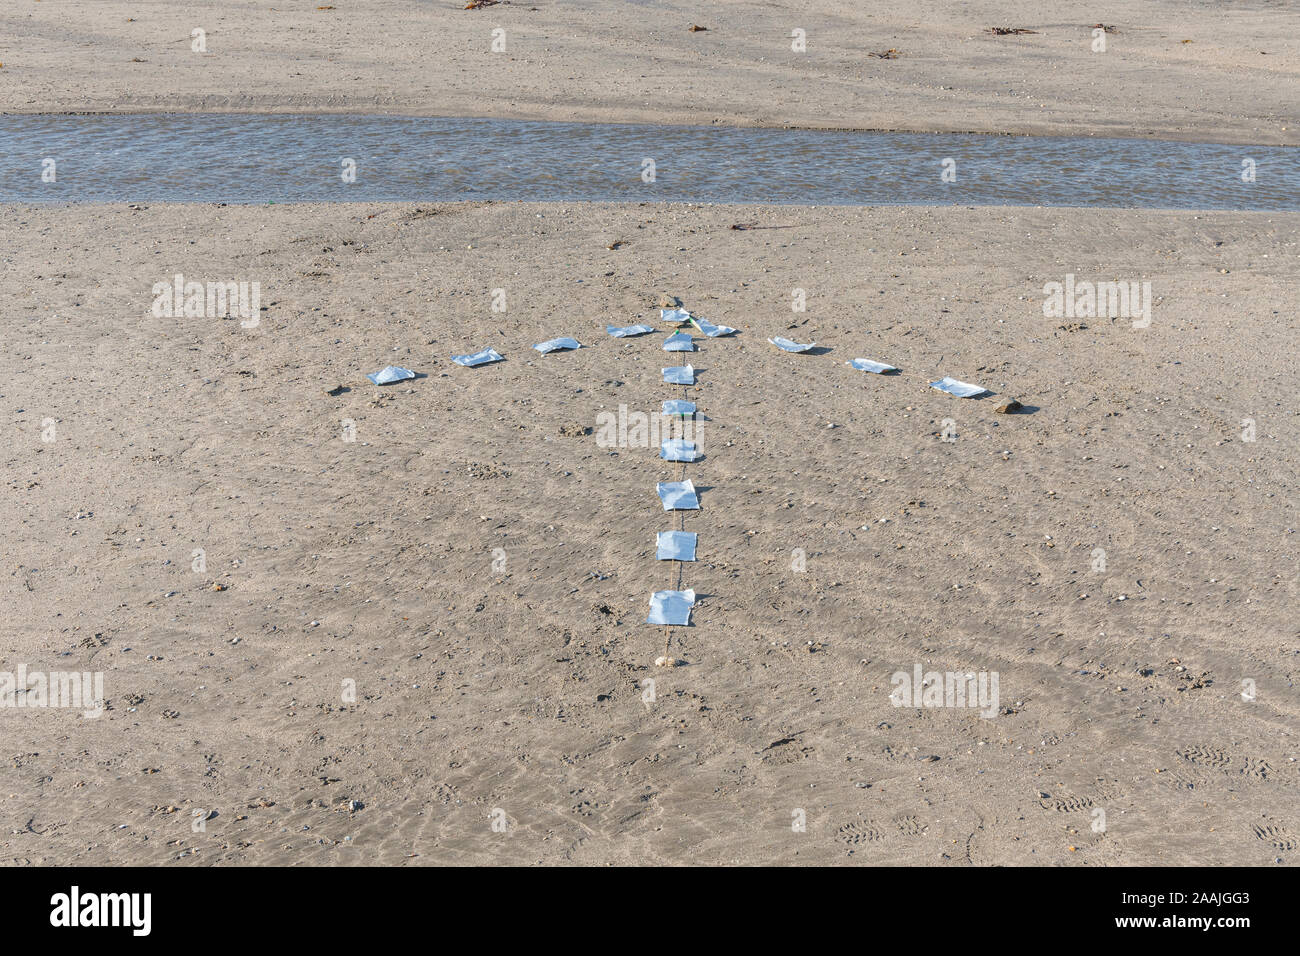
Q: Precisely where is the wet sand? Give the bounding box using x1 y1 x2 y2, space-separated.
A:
1 0 1296 144
3 201 1297 864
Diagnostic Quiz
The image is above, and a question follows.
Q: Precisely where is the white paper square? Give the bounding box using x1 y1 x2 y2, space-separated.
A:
660 439 699 462
848 358 897 374
929 376 988 398
769 336 815 352
656 480 699 510
656 531 697 561
366 365 415 385
451 348 504 367
533 337 581 353
647 589 695 626
607 324 655 337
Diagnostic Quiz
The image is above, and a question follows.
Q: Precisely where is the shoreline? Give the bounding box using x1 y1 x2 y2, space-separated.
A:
6 109 1299 150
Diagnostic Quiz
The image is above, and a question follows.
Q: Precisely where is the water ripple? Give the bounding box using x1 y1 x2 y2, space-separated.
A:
1 114 1295 209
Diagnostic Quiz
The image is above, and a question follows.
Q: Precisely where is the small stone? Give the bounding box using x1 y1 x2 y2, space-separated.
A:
995 400 1024 414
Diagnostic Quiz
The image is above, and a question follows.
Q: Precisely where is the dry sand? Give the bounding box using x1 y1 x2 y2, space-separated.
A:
1 0 1296 144
3 201 1298 864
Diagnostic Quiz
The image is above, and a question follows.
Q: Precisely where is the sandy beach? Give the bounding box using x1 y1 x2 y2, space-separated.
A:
1 0 1298 873
1 0 1297 144
3 200 1297 864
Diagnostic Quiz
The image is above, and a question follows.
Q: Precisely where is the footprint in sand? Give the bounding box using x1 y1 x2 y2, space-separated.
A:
1179 747 1277 783
837 820 887 846
1039 793 1094 813
760 739 814 765
1252 823 1297 851
1177 745 1232 771
896 814 928 837
1240 757 1275 781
